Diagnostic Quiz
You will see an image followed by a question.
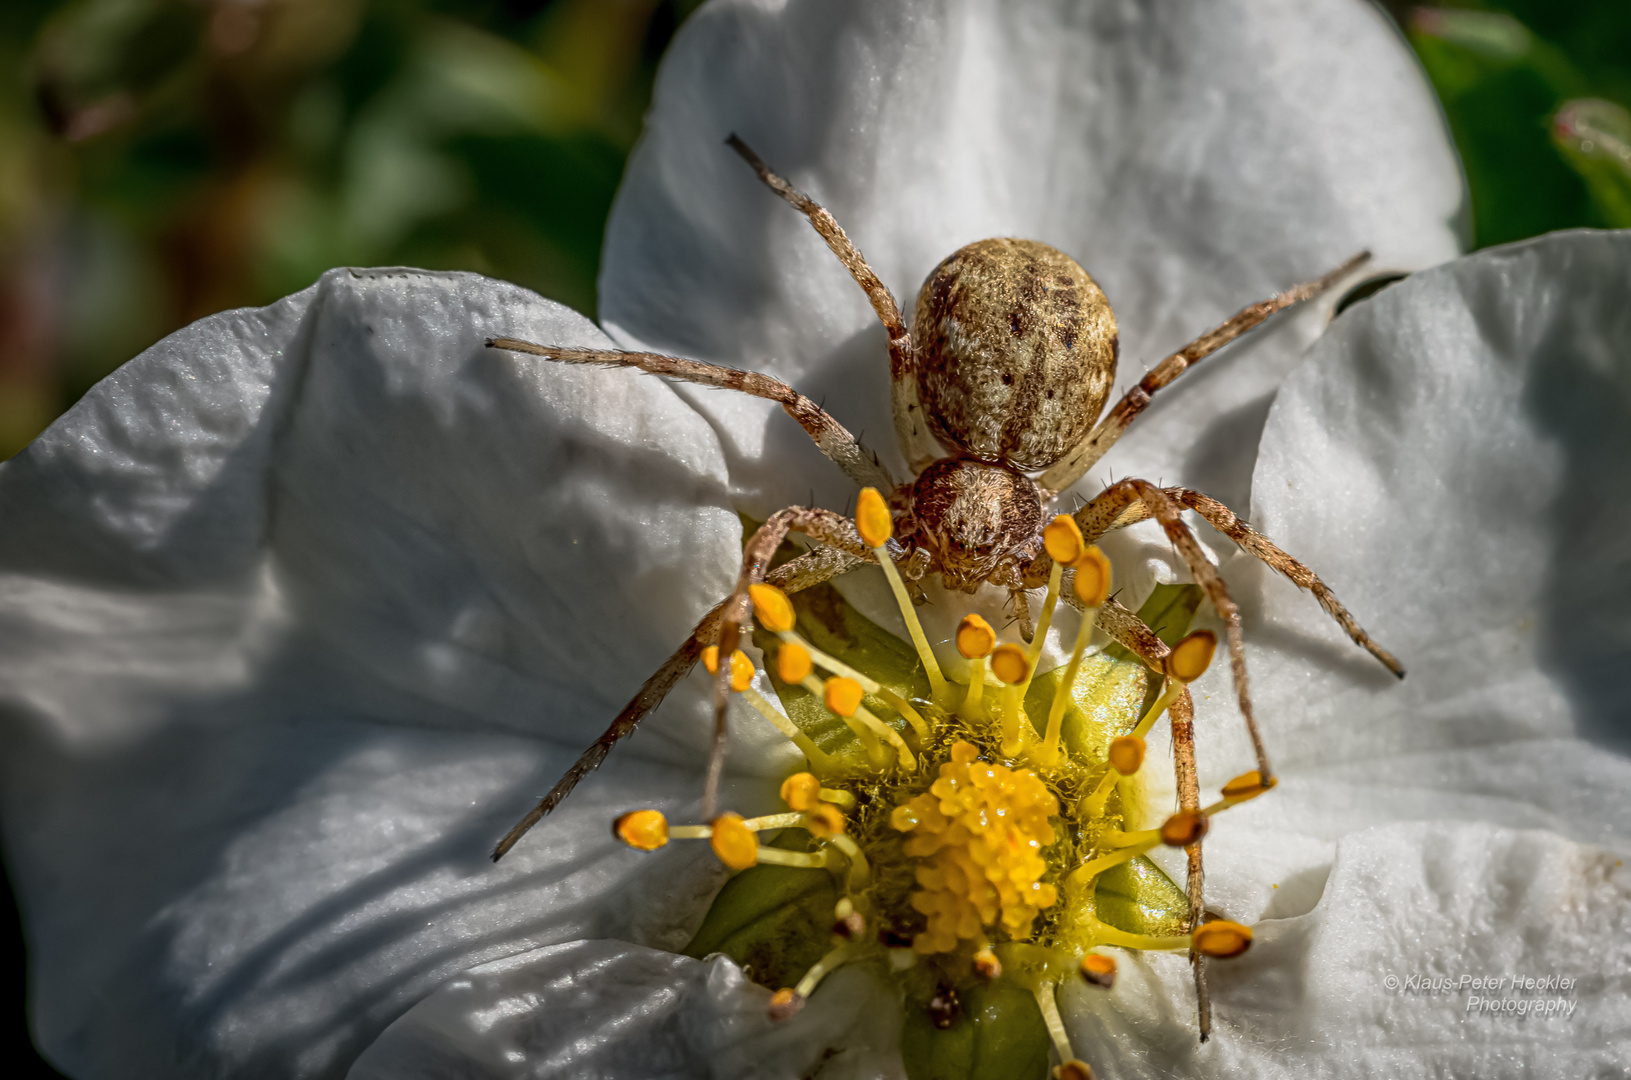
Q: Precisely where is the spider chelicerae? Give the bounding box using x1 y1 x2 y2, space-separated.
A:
484 135 1403 1064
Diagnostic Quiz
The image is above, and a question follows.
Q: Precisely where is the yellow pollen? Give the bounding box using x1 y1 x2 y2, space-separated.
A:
805 803 846 838
1072 546 1112 607
893 741 1059 955
1193 920 1253 959
855 486 894 548
1080 953 1117 989
990 644 1029 685
956 614 996 659
780 772 821 811
1165 629 1217 683
776 640 813 684
1159 808 1210 847
701 646 756 692
1221 770 1278 801
749 583 796 633
824 676 865 718
1043 515 1085 565
614 809 668 851
1107 736 1145 776
709 813 759 870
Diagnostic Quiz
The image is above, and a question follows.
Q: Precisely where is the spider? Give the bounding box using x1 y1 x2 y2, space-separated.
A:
486 135 1403 862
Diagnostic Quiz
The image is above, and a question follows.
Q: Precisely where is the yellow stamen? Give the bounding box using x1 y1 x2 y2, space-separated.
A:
956 613 996 659
826 831 872 889
710 813 760 870
794 941 860 998
1031 982 1077 1075
768 987 803 1022
819 787 856 809
754 846 839 870
1072 546 1112 608
1221 770 1278 802
1080 953 1117 989
797 673 883 764
1025 558 1064 673
1165 629 1217 683
781 772 821 811
991 644 1030 755
1043 515 1085 566
1033 596 1101 770
1193 920 1253 958
1107 736 1145 776
855 486 894 548
1078 674 1186 820
701 645 756 692
859 498 950 707
822 676 916 770
739 684 833 769
1068 832 1162 887
614 809 668 851
805 803 845 838
783 629 930 740
1056 1061 1095 1080
749 583 796 634
960 655 988 720
1158 808 1209 847
973 948 1002 980
777 640 813 684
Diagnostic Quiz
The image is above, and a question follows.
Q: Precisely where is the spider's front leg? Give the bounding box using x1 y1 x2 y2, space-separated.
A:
491 544 861 861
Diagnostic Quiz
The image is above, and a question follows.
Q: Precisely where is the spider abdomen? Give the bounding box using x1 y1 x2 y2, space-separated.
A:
912 238 1118 472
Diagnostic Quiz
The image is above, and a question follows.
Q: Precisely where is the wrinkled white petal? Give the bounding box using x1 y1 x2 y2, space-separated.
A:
1151 231 1631 925
602 0 1463 516
347 940 904 1080
1064 821 1631 1077
0 269 791 1078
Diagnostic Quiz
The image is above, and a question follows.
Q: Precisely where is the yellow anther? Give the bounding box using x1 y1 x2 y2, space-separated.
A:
613 809 668 851
780 772 821 811
856 487 894 548
1107 736 1145 776
990 644 1030 685
973 948 1002 980
701 645 720 673
701 646 755 692
1080 953 1117 989
768 987 804 1021
749 583 796 633
805 803 846 838
1043 515 1085 565
777 640 813 684
1159 808 1210 847
823 676 865 718
709 813 759 870
1193 919 1253 959
1165 630 1217 683
1221 770 1278 802
1072 546 1112 607
956 613 996 659
833 897 865 939
1056 1061 1095 1080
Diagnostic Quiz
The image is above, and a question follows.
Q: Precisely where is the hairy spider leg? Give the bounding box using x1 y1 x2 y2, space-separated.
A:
1038 252 1371 494
1094 486 1404 678
490 545 861 861
486 339 895 492
1068 479 1273 784
708 505 917 816
726 134 942 475
1168 689 1212 1041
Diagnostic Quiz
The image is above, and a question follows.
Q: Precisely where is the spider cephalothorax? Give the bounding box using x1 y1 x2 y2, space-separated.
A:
484 134 1406 1068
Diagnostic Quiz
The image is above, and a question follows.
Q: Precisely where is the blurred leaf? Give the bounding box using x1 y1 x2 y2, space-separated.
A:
900 977 1050 1080
1553 97 1631 227
1094 855 1189 937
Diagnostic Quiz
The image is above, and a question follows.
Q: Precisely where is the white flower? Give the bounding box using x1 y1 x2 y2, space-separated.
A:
0 1 1626 1079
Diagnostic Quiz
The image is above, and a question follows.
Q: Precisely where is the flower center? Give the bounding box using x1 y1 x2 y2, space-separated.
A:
613 500 1273 1075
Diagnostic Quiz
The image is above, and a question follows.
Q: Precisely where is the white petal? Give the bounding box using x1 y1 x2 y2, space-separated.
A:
601 0 1463 514
1162 231 1631 924
1063 821 1631 1077
347 940 904 1080
0 269 779 1077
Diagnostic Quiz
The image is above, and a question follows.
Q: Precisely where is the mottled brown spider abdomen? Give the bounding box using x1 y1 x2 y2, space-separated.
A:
912 238 1117 472
906 457 1043 592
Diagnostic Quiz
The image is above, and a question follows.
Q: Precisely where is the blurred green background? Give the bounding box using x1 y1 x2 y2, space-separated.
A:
1 0 1629 1074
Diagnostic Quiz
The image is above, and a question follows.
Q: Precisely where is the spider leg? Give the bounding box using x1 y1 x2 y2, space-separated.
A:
491 545 861 861
1169 688 1211 1042
1038 253 1370 494
726 135 941 474
707 505 900 816
1095 486 1404 678
1071 479 1273 783
487 339 895 492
